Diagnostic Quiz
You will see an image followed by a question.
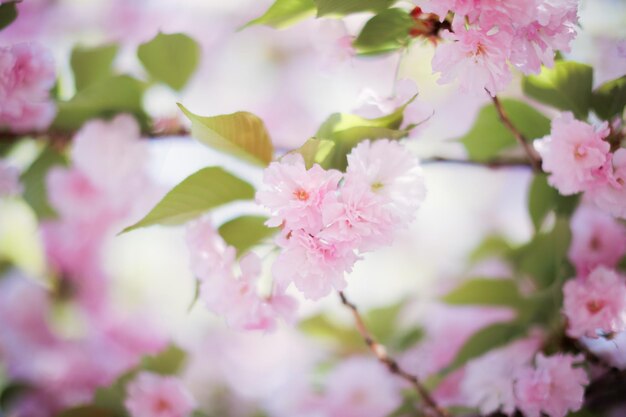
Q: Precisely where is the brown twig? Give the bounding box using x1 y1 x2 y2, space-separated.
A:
338 291 449 417
490 95 542 172
422 156 532 168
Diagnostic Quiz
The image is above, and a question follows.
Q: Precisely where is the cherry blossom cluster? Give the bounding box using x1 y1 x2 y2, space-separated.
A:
423 0 579 94
0 42 56 132
534 113 626 219
258 139 426 300
124 372 196 417
461 338 588 417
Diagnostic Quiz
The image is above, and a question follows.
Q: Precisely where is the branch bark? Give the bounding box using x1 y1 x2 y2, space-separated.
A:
338 291 449 417
490 95 542 172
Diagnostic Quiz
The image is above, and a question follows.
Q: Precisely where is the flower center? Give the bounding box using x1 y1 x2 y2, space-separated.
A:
293 188 309 201
589 235 602 251
154 398 172 413
574 145 587 160
586 300 605 314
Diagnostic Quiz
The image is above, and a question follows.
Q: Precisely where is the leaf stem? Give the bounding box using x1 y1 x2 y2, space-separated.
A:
338 291 449 417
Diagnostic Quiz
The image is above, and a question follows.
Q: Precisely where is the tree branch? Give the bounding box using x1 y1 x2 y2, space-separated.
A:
490 95 542 172
421 156 532 168
338 291 449 417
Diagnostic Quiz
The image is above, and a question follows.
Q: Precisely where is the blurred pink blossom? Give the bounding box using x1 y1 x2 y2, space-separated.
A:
0 159 22 196
589 149 626 219
125 372 196 417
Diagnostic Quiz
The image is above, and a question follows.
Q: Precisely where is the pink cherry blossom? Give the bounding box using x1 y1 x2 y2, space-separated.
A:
562 266 626 339
431 22 513 96
312 19 355 71
323 357 402 417
568 205 626 276
461 337 541 415
0 159 22 196
589 149 626 219
272 229 359 300
345 139 426 225
514 353 588 417
186 216 297 330
125 372 196 417
535 112 612 195
0 42 56 132
256 153 342 234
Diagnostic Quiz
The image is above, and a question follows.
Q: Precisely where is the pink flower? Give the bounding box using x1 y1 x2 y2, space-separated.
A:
0 42 56 132
589 149 626 219
125 372 196 417
461 337 541 415
431 23 513 95
272 229 358 300
186 216 297 330
568 205 626 276
345 140 425 225
514 354 588 417
323 357 402 417
312 20 355 70
562 266 626 339
535 113 612 195
257 154 342 234
0 159 22 196
417 0 482 19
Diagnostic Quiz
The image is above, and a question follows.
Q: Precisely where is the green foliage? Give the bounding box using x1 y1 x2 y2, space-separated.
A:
141 345 187 375
391 326 424 351
522 61 593 119
592 75 626 120
20 145 67 219
299 314 364 351
293 138 336 169
442 278 526 310
315 95 415 170
468 235 513 265
314 0 396 16
138 33 200 91
0 2 17 31
70 44 119 91
178 104 274 167
528 174 579 232
243 0 316 29
218 216 276 255
53 75 148 131
0 382 31 412
56 406 117 417
459 99 550 162
446 321 528 372
353 8 413 56
123 167 255 232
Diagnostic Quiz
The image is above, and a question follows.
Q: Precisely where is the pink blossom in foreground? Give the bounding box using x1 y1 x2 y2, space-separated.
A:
562 266 626 339
0 159 22 196
589 149 626 219
187 216 297 330
323 357 402 417
514 354 588 417
256 154 342 234
0 42 56 132
461 337 541 415
568 205 626 276
535 113 612 195
345 140 426 224
272 229 359 300
431 23 512 96
125 372 196 417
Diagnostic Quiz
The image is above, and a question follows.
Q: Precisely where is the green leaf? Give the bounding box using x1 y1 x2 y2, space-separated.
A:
314 0 396 16
299 314 364 351
141 345 187 375
528 173 579 232
315 95 415 170
365 301 405 344
522 61 593 119
442 278 525 310
353 8 413 56
0 2 17 31
123 167 255 232
468 235 513 264
243 0 316 29
137 33 200 91
459 99 550 162
0 382 31 410
53 75 147 131
178 104 274 167
218 216 276 255
392 326 424 351
70 44 118 91
592 75 626 120
293 138 336 169
56 406 117 417
20 146 67 219
447 321 527 372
